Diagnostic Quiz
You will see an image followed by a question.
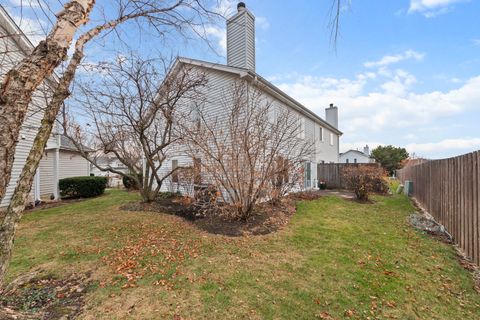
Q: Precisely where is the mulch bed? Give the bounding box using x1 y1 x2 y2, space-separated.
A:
0 271 91 320
121 191 323 237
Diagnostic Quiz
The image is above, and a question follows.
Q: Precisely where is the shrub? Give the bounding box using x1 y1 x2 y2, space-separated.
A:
342 166 387 201
59 176 108 199
122 174 142 190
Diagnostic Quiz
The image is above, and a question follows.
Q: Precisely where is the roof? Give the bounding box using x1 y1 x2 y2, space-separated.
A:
340 149 371 157
60 135 93 152
0 5 35 55
0 5 59 84
175 57 343 136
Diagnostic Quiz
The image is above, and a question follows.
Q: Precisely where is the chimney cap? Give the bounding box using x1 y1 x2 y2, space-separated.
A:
238 2 246 10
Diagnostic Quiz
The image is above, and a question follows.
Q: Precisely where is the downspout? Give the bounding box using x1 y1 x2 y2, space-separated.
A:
34 168 41 204
53 134 60 200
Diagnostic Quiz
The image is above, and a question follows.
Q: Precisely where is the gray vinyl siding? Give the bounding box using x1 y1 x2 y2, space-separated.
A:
227 10 255 71
159 65 340 193
59 151 90 179
0 22 38 207
38 150 55 198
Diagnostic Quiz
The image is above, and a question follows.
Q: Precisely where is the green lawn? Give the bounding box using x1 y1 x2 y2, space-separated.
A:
8 189 480 319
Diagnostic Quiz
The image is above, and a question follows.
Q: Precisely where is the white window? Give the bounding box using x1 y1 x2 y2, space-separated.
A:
330 133 334 146
319 126 324 142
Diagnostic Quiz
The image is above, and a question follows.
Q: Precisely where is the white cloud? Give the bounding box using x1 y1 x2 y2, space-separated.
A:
214 0 237 16
472 39 480 46
203 25 227 54
408 0 469 17
406 138 480 156
364 50 425 68
271 56 480 158
256 17 270 30
340 141 384 153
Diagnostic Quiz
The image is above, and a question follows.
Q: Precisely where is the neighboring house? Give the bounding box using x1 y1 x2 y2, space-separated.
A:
339 145 375 164
0 6 90 208
90 155 129 187
160 2 342 192
37 135 91 201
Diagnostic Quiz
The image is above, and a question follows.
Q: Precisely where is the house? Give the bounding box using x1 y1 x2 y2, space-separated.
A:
339 145 375 164
0 5 90 208
90 155 129 187
160 2 342 191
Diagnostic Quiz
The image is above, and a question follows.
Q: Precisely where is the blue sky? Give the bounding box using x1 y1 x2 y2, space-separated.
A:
4 0 480 159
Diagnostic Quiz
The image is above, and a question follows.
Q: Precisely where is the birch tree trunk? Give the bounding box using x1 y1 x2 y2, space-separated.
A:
0 0 95 204
0 20 95 287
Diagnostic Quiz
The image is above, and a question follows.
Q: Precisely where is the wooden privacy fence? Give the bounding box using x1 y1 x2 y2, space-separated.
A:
317 163 380 189
397 150 480 265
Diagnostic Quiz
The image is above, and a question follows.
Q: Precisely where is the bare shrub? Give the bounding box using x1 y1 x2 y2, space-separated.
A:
342 165 387 201
62 55 206 202
182 80 314 220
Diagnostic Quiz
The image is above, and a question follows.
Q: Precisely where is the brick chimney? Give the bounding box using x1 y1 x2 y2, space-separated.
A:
226 2 255 71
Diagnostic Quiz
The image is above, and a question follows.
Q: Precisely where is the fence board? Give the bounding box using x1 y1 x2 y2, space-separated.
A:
397 150 480 265
316 163 380 189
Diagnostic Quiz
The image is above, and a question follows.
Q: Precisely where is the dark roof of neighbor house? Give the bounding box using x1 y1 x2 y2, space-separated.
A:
60 135 93 152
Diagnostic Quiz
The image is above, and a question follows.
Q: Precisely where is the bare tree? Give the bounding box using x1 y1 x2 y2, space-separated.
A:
62 56 206 202
181 81 314 221
0 0 217 205
0 0 217 286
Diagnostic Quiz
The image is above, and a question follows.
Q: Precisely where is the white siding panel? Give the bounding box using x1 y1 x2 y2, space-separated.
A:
159 66 340 193
39 150 55 198
59 151 90 179
0 22 58 207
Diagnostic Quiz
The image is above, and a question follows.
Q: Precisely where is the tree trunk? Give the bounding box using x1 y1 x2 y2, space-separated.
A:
0 104 58 287
0 0 95 204
0 27 91 287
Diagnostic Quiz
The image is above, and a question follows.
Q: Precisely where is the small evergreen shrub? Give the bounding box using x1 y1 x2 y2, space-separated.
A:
59 176 108 198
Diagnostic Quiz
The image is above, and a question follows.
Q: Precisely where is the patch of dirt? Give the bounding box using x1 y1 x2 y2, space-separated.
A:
288 190 323 201
24 198 86 212
121 195 299 237
317 189 356 200
0 271 91 320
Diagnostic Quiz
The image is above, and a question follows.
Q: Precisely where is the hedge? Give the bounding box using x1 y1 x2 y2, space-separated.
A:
59 176 108 199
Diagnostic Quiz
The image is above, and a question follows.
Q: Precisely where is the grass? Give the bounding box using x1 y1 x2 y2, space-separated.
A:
7 189 480 319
